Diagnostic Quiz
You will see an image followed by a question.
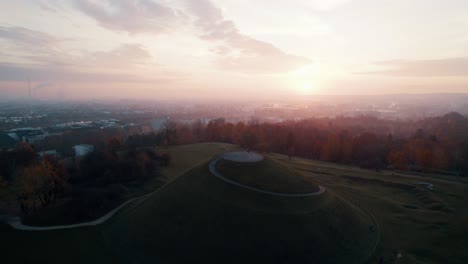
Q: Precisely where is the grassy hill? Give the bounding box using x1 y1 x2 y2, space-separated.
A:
102 156 377 264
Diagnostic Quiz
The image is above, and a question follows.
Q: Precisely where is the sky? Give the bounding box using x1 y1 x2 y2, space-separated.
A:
1 0 468 100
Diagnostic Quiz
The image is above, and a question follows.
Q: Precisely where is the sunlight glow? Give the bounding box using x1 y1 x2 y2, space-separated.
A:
290 63 322 94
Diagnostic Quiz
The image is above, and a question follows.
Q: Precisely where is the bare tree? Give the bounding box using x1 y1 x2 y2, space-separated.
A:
162 119 177 146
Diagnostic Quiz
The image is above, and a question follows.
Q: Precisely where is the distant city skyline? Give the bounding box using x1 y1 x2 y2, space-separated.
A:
1 0 468 100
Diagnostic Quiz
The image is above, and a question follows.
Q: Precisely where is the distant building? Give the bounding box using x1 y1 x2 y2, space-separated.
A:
97 119 122 129
7 132 19 141
7 127 47 144
54 121 94 130
73 144 94 157
38 150 59 158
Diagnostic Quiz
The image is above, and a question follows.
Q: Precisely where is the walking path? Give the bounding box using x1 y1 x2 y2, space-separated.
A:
415 181 434 190
1 192 152 231
209 152 326 197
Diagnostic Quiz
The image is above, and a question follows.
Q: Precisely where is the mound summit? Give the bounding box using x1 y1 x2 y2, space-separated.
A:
211 151 324 195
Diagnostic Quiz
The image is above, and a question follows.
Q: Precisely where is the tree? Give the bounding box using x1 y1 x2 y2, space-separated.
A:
79 151 113 182
18 156 69 211
206 118 225 141
340 130 353 163
191 119 206 142
320 133 341 162
107 137 121 154
14 142 36 167
240 131 258 152
387 148 410 170
0 143 36 182
286 131 295 159
162 120 177 146
432 145 450 171
176 124 195 145
0 174 6 188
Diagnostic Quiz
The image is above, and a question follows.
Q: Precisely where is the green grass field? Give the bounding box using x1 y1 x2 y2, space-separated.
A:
1 143 467 264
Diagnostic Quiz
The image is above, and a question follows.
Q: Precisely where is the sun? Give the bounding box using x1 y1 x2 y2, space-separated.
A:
290 63 322 95
302 81 315 94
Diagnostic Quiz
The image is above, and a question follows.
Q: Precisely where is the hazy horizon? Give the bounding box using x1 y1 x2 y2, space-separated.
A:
1 0 468 100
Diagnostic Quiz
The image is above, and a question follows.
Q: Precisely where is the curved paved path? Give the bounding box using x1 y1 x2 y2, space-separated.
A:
209 152 326 197
415 181 434 190
1 192 152 231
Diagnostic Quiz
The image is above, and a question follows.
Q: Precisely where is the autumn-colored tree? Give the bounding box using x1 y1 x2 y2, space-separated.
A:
432 145 450 171
176 124 195 145
18 156 69 211
107 137 121 153
320 133 341 162
419 148 433 172
387 148 410 170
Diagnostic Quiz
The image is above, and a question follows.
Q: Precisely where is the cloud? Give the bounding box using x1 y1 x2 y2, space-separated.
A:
0 25 155 72
0 26 57 46
0 26 65 66
0 39 162 84
71 0 310 73
37 0 60 12
360 58 468 77
306 0 352 11
80 44 153 70
73 0 186 34
0 63 171 84
186 0 310 73
211 39 311 73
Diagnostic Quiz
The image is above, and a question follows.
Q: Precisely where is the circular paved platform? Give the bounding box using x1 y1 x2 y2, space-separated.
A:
222 151 264 163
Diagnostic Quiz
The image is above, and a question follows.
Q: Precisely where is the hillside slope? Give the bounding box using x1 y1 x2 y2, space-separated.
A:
104 158 377 264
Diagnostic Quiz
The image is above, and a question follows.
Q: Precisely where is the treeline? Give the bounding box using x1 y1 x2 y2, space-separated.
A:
168 112 468 175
